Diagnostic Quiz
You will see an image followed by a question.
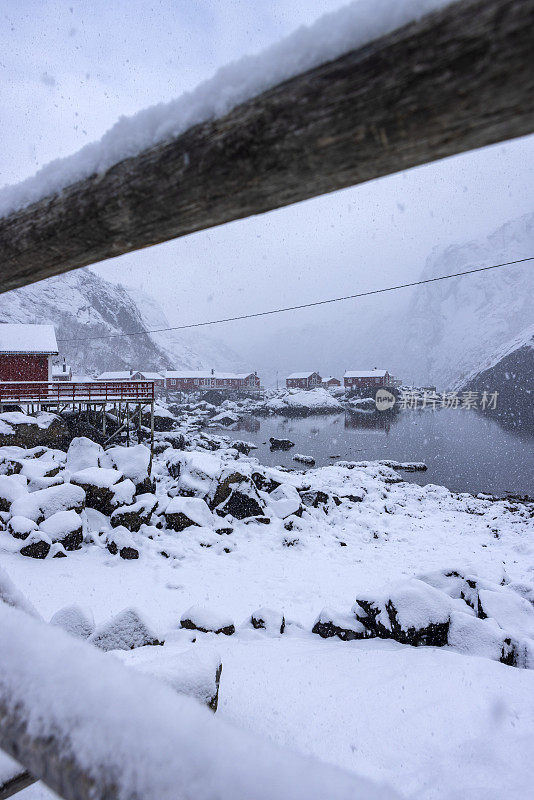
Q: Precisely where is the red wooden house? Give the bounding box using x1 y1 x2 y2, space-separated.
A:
322 376 341 388
165 369 260 392
286 371 322 390
0 324 58 381
343 370 393 389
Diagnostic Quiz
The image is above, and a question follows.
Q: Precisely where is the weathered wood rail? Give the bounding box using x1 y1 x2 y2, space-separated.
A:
0 603 397 800
1 0 533 294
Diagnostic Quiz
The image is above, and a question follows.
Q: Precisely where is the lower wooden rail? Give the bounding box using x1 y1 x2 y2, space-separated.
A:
0 603 398 800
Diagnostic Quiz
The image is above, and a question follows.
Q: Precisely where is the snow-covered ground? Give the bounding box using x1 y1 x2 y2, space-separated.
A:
1 406 533 799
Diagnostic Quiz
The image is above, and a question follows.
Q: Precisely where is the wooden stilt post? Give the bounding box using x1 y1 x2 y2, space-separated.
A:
126 402 130 447
148 399 154 476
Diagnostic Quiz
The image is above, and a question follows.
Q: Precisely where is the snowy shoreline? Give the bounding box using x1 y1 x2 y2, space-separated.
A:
1 398 533 800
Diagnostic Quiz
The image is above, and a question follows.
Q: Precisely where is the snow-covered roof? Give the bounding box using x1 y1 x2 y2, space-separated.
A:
165 371 254 379
138 371 164 380
95 371 142 381
322 376 340 382
0 324 58 354
287 372 319 379
344 370 388 378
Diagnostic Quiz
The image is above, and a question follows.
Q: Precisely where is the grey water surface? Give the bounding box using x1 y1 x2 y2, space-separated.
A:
217 409 534 496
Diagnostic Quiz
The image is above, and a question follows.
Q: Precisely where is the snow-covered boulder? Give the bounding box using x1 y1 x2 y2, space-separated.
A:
7 515 38 540
231 440 257 455
50 604 95 639
19 530 52 559
269 437 295 451
313 608 368 641
66 437 111 472
352 579 452 647
103 526 139 559
268 484 302 519
0 411 69 448
180 606 235 635
0 474 28 512
106 445 153 492
477 588 534 641
110 494 158 532
250 608 286 634
293 453 316 466
112 645 223 710
210 411 240 427
10 482 85 523
40 510 83 551
173 450 222 498
89 608 162 651
266 389 342 415
70 467 124 515
141 404 176 431
164 497 213 532
447 612 533 668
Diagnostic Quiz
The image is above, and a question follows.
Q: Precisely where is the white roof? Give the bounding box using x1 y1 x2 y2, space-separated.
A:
95 371 141 381
287 372 319 379
344 370 388 378
138 371 164 380
322 376 339 382
52 364 71 375
165 370 254 379
0 324 58 354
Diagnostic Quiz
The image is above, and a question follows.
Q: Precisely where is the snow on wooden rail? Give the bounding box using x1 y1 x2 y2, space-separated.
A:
1 0 533 294
0 381 154 405
0 604 397 800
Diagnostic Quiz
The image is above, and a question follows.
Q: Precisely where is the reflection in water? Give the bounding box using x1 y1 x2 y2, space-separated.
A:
344 410 399 433
214 408 534 496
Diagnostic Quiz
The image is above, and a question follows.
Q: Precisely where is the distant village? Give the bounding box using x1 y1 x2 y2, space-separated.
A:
0 323 401 395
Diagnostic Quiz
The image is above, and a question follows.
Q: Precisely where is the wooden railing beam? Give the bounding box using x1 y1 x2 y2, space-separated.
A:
0 0 533 293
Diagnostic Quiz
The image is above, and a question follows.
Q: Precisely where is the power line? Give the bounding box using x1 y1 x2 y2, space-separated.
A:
57 256 533 344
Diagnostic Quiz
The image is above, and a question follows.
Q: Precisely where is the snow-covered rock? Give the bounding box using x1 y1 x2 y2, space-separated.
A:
0 474 28 512
10 482 86 523
70 467 123 515
7 515 38 540
111 494 158 532
50 604 95 639
180 606 235 635
0 411 68 448
249 608 286 635
89 608 162 651
268 484 303 519
313 608 368 641
113 645 223 710
40 510 83 550
352 579 453 646
19 530 52 560
107 445 152 492
266 389 342 415
164 497 214 532
103 526 140 560
66 437 111 472
293 453 316 466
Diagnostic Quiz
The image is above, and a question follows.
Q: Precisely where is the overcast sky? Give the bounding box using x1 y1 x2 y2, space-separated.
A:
2 0 533 365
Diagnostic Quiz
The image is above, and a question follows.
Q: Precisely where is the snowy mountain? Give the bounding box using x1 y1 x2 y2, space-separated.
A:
460 323 534 431
399 214 534 389
0 269 242 375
